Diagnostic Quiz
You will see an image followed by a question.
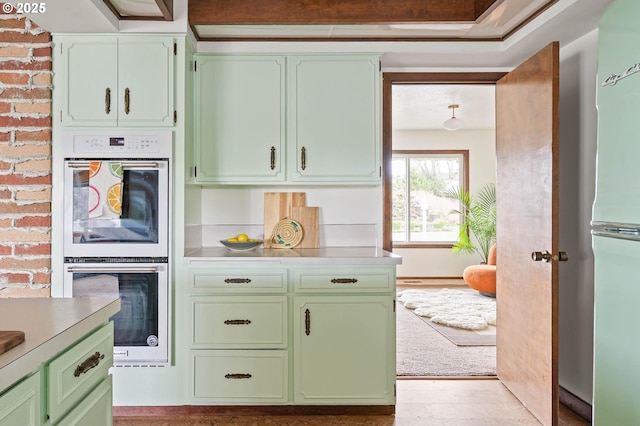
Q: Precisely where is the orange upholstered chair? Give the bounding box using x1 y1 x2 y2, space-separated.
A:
463 244 496 297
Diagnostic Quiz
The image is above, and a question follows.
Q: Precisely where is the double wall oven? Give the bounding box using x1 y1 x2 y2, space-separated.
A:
61 131 172 366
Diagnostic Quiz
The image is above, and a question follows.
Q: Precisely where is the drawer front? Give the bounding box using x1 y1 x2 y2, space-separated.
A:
47 322 113 424
190 296 287 349
189 268 288 293
190 350 288 403
55 375 112 426
0 372 41 426
293 267 394 292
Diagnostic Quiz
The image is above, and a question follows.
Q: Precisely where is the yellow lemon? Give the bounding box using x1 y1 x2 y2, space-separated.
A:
227 237 239 242
237 234 249 242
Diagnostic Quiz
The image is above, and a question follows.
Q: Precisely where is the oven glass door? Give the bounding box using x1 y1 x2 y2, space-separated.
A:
65 262 169 365
63 160 169 258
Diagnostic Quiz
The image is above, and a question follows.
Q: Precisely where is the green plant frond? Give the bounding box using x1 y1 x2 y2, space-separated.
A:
448 182 497 263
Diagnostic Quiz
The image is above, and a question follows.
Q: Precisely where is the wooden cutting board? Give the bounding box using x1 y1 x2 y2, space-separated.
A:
264 192 306 247
0 331 25 355
291 206 319 248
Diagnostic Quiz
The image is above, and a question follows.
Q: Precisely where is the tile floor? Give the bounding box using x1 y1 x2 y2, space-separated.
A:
113 379 590 425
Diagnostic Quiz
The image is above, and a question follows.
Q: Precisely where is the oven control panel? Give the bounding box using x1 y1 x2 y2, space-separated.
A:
62 131 172 157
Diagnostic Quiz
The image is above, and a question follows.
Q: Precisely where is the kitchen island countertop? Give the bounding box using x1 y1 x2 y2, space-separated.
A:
0 297 120 393
184 246 402 265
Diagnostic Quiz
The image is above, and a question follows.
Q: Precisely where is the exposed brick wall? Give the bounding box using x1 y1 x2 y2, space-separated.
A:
0 6 52 297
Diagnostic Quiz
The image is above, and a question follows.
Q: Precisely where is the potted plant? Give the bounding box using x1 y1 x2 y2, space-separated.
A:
446 182 496 264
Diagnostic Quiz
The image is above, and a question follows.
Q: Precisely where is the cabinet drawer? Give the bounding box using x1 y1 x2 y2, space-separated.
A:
47 322 113 424
293 267 394 292
0 372 41 426
189 268 288 293
55 375 112 426
190 350 288 403
190 296 287 349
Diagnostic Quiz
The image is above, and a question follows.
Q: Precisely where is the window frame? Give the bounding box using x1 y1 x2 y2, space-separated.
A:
391 149 469 249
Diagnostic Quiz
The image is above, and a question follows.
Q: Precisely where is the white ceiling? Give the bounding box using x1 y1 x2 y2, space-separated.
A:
393 85 496 131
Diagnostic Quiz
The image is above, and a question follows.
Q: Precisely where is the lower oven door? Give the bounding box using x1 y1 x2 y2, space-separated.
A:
64 261 169 366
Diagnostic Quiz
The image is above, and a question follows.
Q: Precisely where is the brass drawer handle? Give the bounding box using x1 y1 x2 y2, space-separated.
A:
105 88 111 114
224 278 251 284
225 373 252 379
305 308 311 335
301 146 306 170
224 319 251 325
124 88 131 115
270 146 276 170
74 352 105 377
331 278 358 284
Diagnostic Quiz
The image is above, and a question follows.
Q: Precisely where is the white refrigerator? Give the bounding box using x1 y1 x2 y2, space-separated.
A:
592 0 640 424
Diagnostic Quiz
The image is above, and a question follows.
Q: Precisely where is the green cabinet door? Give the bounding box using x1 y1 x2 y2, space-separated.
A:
293 296 395 404
56 36 174 127
194 55 286 183
58 37 118 126
288 55 381 183
0 372 41 426
117 38 175 126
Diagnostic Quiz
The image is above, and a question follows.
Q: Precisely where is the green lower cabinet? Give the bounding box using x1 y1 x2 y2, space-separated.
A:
190 350 288 404
293 296 395 404
0 372 41 426
54 375 112 426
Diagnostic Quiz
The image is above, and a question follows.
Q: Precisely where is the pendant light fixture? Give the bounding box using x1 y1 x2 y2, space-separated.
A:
443 104 464 131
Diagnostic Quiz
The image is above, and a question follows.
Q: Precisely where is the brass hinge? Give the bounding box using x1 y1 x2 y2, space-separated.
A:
174 42 177 55
394 383 396 397
393 300 396 312
379 60 381 72
174 110 177 124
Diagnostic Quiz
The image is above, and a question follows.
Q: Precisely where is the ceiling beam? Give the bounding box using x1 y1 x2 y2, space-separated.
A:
156 0 173 21
189 0 500 25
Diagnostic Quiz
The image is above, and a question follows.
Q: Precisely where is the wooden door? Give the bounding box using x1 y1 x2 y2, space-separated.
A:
495 42 559 426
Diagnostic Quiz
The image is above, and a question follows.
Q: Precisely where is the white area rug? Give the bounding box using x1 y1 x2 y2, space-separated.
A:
398 288 497 330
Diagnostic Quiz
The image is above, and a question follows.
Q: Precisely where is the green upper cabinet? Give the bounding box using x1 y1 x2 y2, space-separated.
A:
192 54 381 185
194 55 286 183
288 55 381 183
55 36 175 127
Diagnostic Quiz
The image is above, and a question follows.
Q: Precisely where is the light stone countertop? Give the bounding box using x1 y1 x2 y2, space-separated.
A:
184 246 402 266
0 297 120 393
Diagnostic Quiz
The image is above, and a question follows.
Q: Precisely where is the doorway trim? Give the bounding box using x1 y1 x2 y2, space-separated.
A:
382 72 506 251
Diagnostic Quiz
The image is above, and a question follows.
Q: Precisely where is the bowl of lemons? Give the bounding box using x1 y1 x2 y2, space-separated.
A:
220 234 263 251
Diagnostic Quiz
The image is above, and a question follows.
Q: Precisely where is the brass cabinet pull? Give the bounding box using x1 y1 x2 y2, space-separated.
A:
305 308 311 335
225 373 252 379
74 352 104 377
124 88 131 115
301 146 306 170
531 251 569 263
270 146 276 170
331 278 358 284
105 88 111 114
224 319 251 325
224 278 251 284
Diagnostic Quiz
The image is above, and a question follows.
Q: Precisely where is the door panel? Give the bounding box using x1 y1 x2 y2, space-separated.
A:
495 42 559 426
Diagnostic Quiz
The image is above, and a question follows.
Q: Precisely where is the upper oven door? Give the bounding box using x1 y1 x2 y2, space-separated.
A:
64 159 169 258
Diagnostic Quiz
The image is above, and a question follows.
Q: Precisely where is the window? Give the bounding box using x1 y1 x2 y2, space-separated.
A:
392 150 469 247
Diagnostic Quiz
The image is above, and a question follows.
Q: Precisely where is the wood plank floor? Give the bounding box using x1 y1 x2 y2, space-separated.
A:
113 379 589 425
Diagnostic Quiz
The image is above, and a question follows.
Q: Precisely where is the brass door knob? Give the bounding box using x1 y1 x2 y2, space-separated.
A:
531 251 568 262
